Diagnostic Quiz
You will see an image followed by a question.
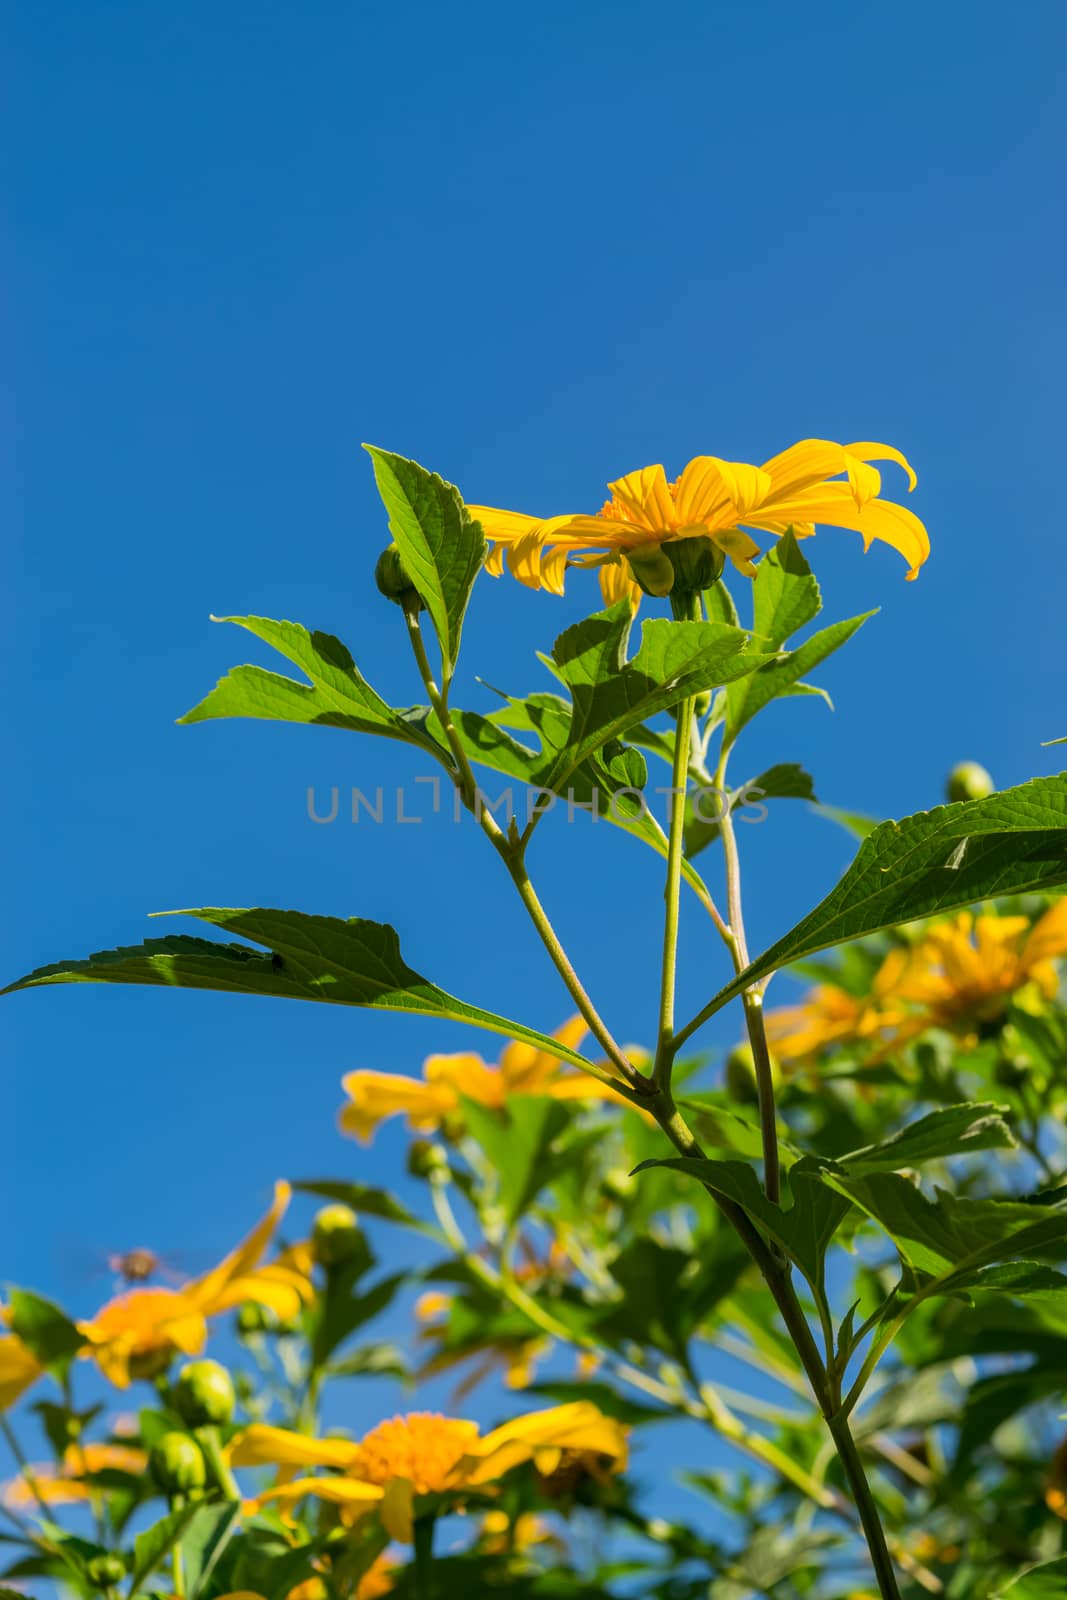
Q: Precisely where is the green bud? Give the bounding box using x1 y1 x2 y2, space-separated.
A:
624 543 676 597
150 1432 207 1495
724 1043 781 1105
407 1139 450 1179
311 1203 363 1269
994 1055 1031 1089
375 543 423 609
87 1554 127 1588
173 1359 235 1428
663 535 724 594
946 761 994 804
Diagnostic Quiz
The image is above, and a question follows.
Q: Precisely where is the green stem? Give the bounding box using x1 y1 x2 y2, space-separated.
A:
402 597 644 1093
653 705 693 1088
714 745 781 1203
0 1415 51 1525
826 1412 903 1599
172 1537 186 1598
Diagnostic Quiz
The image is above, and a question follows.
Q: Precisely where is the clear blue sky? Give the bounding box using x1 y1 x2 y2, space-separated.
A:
4 0 1066 1487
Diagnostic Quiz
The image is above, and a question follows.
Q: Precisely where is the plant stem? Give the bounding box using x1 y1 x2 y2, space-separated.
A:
714 745 781 1203
402 598 644 1093
654 691 693 1089
826 1411 904 1599
0 1415 51 1524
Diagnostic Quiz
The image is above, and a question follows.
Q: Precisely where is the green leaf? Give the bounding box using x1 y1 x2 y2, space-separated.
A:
839 1102 1016 1172
750 529 822 650
816 1168 1067 1288
546 602 769 787
178 615 444 757
324 1342 408 1380
459 1093 571 1227
724 610 874 742
2 907 599 1073
684 762 817 860
6 1289 84 1366
673 1094 770 1161
178 1502 241 1598
131 1505 200 1593
292 1180 421 1229
813 802 881 840
632 1155 851 1290
696 772 1067 1020
364 445 487 678
310 1271 405 1369
994 1557 1067 1597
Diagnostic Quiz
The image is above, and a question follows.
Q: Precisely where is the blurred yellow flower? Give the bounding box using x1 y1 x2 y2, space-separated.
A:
231 1401 627 1543
468 438 927 602
765 901 1067 1066
4 1442 147 1510
339 1018 630 1143
78 1182 314 1387
0 1334 43 1412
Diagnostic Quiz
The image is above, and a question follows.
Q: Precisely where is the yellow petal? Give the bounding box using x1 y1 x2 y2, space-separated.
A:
674 457 771 524
339 1070 458 1142
0 1337 42 1412
460 1401 627 1485
606 465 675 533
465 506 542 546
1021 898 1067 969
844 441 918 492
749 485 930 578
189 1182 290 1315
229 1424 362 1470
597 559 642 610
249 1474 384 1524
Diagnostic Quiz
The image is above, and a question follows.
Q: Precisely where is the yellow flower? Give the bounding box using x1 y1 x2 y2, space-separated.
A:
886 901 1067 1033
469 438 927 602
765 900 1067 1065
4 1443 148 1510
78 1182 314 1387
339 1018 630 1144
231 1401 627 1543
0 1334 43 1412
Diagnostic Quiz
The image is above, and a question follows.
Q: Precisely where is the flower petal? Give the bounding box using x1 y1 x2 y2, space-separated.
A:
229 1424 362 1470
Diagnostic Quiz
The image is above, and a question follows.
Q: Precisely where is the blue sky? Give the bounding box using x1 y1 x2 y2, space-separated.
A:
4 0 1066 1511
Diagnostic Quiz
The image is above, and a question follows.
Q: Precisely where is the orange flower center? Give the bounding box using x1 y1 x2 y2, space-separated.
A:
350 1414 480 1494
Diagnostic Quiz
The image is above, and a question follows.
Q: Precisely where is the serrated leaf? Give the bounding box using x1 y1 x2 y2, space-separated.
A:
2 907 600 1074
817 1168 1067 1290
364 446 487 678
178 615 444 757
750 529 823 649
632 1155 851 1290
694 773 1067 1021
725 610 874 742
840 1102 1016 1171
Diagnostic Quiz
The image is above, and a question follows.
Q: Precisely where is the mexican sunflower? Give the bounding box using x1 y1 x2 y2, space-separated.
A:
215 1559 398 1600
78 1182 314 1387
468 438 928 604
3 1442 148 1509
765 901 1067 1065
339 1017 633 1144
230 1401 627 1543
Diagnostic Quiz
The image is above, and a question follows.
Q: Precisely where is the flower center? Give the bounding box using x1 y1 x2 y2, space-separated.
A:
350 1414 479 1493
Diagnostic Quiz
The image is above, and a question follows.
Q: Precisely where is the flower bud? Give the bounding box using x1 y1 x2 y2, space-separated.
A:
407 1140 450 1179
724 1043 781 1104
375 543 423 609
664 535 725 593
87 1554 127 1589
150 1432 207 1496
946 761 994 804
624 543 676 598
311 1203 363 1269
173 1359 235 1428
